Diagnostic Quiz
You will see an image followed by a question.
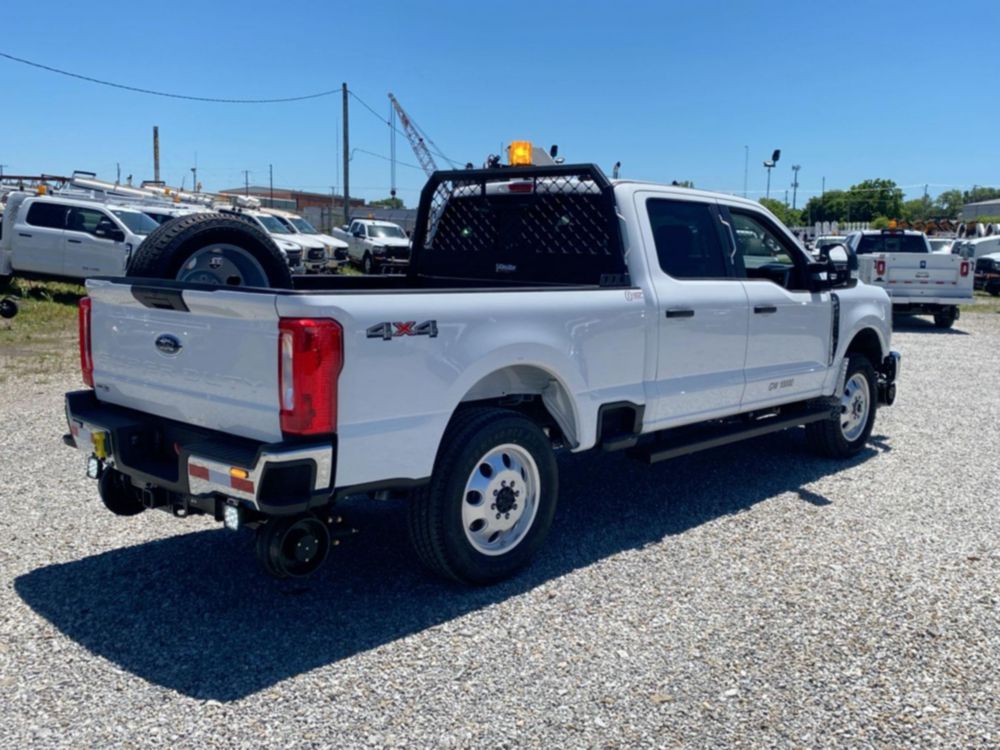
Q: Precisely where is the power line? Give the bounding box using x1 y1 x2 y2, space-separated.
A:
0 50 340 103
351 148 423 171
348 89 459 168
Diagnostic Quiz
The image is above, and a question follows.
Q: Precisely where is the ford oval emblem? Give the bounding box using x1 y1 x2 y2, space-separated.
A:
155 334 182 356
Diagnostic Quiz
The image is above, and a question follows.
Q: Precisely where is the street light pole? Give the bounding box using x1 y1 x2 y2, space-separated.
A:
791 164 801 209
762 148 781 200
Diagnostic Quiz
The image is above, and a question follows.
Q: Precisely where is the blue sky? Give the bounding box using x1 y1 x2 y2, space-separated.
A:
3 0 998 206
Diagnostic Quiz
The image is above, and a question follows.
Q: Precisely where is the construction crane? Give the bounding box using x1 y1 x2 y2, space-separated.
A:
388 93 447 178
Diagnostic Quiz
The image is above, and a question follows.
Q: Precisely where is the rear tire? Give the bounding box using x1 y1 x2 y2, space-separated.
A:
98 469 146 516
407 408 558 585
807 354 877 459
126 213 292 289
0 297 17 319
933 306 958 329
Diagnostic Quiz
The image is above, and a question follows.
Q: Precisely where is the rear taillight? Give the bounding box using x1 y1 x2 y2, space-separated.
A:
960 260 970 277
78 297 93 387
278 318 343 436
875 259 887 276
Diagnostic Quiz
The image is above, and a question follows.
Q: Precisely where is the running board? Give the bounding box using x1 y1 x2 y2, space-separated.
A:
628 402 837 464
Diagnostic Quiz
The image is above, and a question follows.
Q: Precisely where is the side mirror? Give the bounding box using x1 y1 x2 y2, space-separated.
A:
818 243 858 272
341 224 349 231
827 246 848 264
96 226 126 242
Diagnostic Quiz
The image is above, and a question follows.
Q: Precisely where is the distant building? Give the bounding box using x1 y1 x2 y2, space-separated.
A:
961 198 1000 220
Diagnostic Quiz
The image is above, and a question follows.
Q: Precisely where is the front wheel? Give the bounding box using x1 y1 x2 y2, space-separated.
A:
807 354 877 458
362 252 375 275
408 408 558 585
933 306 959 329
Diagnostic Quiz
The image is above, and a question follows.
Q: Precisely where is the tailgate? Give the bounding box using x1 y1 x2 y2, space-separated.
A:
86 280 284 442
882 254 973 299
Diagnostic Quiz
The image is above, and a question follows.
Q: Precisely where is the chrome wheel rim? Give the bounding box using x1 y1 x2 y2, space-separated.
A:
461 443 540 556
176 243 269 287
840 372 870 442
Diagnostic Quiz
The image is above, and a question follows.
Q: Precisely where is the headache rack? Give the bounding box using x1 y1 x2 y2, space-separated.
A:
410 163 629 287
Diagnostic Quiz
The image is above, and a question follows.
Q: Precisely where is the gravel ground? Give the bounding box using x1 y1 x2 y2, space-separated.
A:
1 313 998 749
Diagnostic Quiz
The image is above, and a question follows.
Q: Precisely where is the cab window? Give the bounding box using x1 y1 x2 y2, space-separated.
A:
26 202 69 229
67 207 111 235
646 199 728 279
728 210 806 289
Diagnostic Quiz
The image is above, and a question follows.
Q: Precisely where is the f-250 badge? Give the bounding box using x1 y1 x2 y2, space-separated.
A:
366 320 439 340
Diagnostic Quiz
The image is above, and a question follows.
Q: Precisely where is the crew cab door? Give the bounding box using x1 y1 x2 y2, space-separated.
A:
13 201 67 275
637 194 750 427
722 206 833 408
63 206 127 277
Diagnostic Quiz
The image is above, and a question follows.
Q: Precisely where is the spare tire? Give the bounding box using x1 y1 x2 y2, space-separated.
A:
126 212 292 288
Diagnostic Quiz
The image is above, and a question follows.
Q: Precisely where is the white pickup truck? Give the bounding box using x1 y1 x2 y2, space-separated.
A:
334 218 411 274
64 162 900 584
1 191 158 283
844 229 974 329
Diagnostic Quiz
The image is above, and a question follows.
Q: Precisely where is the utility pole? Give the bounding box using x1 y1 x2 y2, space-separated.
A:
330 186 337 233
743 145 749 198
791 164 801 209
0 164 6 179
269 164 274 205
191 166 197 192
116 162 121 184
784 189 789 206
152 126 160 183
822 176 826 196
342 82 351 226
242 170 250 197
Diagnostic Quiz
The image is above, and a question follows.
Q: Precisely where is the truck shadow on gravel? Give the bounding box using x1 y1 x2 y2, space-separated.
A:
892 317 970 335
15 432 881 702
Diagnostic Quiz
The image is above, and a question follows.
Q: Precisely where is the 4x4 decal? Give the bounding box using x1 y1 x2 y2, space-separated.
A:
366 320 439 341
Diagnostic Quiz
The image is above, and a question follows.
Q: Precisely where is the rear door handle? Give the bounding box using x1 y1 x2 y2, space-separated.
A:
67 239 82 244
18 232 32 238
754 305 778 314
665 308 695 318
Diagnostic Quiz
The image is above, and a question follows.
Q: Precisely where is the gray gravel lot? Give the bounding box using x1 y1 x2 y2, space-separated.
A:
1 313 998 749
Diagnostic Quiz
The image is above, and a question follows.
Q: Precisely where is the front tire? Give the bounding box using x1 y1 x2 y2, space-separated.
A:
408 408 558 585
807 354 877 458
362 252 375 275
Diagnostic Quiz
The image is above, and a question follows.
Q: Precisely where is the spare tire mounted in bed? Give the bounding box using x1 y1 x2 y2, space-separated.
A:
126 213 293 289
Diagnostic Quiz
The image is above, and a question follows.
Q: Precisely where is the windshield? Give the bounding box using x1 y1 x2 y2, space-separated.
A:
111 209 159 235
291 218 318 234
368 224 407 239
929 239 952 251
855 234 928 255
256 215 288 233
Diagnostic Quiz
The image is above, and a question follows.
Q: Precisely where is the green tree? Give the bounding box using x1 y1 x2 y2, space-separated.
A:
370 196 404 209
844 179 902 222
902 197 933 223
963 186 1000 205
934 190 964 218
802 190 848 223
759 198 802 227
